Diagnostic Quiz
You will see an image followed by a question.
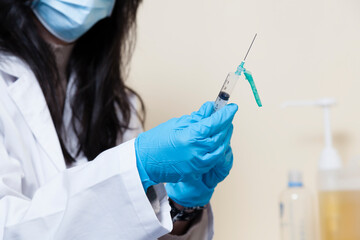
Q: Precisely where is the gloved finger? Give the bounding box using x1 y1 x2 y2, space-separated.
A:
202 146 233 189
192 103 238 138
174 115 193 128
207 124 233 150
190 101 214 121
198 124 233 166
194 123 233 154
191 124 234 159
174 102 214 127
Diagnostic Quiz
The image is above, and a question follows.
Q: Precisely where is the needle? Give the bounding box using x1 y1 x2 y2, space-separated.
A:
243 33 257 61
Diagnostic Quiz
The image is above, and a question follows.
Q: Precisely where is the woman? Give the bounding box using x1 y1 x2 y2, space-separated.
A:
0 0 238 239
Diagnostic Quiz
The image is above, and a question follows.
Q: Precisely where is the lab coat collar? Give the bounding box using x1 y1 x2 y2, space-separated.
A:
0 55 66 171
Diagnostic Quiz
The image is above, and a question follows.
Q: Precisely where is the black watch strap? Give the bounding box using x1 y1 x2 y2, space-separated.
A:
169 199 206 222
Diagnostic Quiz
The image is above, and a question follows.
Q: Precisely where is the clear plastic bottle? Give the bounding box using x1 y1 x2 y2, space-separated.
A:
280 170 315 240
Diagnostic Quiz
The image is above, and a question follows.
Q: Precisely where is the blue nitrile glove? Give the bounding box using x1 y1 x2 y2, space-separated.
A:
165 144 234 207
135 102 238 191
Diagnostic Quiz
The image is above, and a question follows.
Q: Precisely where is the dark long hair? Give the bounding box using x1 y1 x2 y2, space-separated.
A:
0 0 145 164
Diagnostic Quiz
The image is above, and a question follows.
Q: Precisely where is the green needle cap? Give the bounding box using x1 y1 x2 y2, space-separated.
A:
244 69 262 107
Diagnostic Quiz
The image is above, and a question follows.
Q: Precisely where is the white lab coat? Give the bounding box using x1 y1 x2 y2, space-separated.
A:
0 54 214 239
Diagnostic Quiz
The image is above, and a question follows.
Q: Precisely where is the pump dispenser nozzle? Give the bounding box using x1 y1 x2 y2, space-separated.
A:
282 98 342 170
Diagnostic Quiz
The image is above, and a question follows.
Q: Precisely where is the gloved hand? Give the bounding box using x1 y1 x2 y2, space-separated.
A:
135 102 238 191
165 144 234 207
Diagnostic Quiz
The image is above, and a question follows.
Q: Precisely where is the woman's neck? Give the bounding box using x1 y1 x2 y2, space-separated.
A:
33 14 75 113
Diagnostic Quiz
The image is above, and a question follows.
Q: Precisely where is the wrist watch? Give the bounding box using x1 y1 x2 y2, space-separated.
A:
169 198 206 222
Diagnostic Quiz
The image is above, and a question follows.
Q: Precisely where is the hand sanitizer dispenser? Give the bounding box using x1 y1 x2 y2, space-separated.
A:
283 98 342 170
283 98 360 240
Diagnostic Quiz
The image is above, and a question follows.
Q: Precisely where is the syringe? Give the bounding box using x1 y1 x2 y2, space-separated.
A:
214 34 262 112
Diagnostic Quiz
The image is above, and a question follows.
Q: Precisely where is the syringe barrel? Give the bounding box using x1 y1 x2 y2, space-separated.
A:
214 72 239 112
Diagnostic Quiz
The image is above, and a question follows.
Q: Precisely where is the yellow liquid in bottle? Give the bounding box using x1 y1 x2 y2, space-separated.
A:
319 190 360 240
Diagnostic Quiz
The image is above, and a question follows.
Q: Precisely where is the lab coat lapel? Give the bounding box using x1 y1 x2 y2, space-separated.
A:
1 56 66 171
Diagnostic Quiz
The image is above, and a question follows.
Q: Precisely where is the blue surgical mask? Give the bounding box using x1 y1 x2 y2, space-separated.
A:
31 0 116 43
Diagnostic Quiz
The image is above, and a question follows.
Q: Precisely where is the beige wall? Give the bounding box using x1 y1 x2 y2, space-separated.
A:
128 0 360 239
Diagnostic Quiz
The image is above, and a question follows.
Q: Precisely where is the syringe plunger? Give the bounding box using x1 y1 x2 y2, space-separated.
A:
214 72 239 111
